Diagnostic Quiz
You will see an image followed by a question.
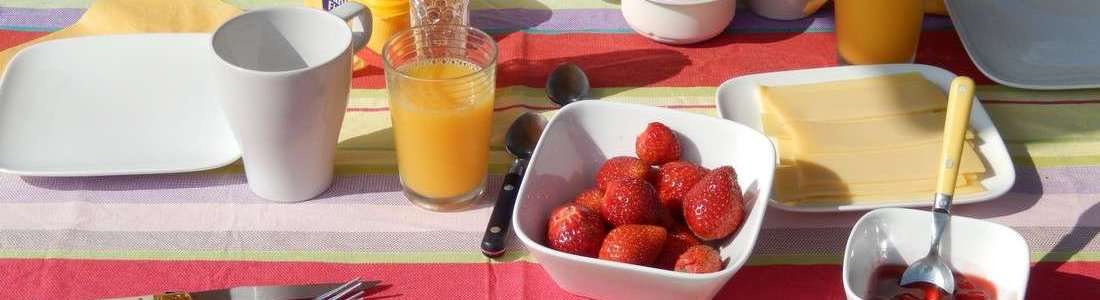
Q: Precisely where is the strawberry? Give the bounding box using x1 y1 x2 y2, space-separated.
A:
572 188 605 213
652 206 676 229
546 204 607 257
674 245 722 273
655 224 703 270
598 224 667 266
601 177 659 227
656 161 708 213
636 122 681 165
682 166 744 241
595 156 650 191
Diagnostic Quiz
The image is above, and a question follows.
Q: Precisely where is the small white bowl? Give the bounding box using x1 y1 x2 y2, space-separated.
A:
843 208 1030 300
512 101 776 300
622 0 736 44
749 0 828 21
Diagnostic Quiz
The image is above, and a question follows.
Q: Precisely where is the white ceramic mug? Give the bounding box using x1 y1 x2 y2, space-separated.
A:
211 3 372 202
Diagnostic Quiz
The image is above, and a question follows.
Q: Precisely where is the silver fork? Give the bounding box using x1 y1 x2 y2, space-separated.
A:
312 278 375 300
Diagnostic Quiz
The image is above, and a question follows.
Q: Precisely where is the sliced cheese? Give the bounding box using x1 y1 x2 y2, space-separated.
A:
774 165 978 199
775 185 987 205
760 72 949 122
784 111 977 153
791 140 986 184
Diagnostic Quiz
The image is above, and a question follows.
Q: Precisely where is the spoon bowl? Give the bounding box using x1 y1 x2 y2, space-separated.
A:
505 112 547 159
546 63 591 107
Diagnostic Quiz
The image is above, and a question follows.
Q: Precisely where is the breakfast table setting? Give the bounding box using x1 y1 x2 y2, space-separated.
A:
1 0 1099 299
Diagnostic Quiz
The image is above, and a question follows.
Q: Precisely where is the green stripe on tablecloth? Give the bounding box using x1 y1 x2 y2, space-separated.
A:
977 85 1100 101
0 249 534 263
197 85 1100 175
0 0 622 10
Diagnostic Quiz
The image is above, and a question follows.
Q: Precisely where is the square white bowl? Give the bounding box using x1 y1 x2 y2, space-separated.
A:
715 64 1015 212
843 208 1030 300
512 101 776 300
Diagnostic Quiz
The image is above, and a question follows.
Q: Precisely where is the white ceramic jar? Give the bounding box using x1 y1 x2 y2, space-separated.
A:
622 0 736 45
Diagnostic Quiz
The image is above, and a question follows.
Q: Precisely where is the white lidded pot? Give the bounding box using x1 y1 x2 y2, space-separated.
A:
622 0 736 45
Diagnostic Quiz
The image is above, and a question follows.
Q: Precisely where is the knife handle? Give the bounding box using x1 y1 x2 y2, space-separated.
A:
481 171 522 258
100 292 193 300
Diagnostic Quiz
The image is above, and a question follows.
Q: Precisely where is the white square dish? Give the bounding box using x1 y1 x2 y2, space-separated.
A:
512 101 776 300
843 208 1030 300
0 34 241 176
715 64 1015 212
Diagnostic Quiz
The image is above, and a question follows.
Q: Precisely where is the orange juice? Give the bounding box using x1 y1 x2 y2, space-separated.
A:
389 58 495 201
835 0 924 64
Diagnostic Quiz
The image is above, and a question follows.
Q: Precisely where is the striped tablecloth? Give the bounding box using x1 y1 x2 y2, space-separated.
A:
2 1 1099 299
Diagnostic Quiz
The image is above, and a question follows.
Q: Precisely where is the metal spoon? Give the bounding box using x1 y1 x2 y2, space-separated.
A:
545 63 591 106
480 112 546 258
900 76 976 294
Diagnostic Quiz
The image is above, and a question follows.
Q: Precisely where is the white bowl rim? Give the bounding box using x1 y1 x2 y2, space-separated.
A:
841 207 1031 299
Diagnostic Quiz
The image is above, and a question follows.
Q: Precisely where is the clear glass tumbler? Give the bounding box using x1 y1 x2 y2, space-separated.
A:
410 0 469 26
835 0 924 64
382 25 497 211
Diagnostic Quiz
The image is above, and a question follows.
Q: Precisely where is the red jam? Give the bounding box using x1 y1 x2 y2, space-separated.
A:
865 265 996 300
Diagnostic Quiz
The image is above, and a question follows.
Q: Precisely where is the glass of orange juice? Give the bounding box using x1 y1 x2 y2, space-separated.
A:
834 0 924 64
382 25 497 211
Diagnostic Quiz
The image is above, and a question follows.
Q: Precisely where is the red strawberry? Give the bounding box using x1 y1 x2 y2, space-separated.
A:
682 166 744 241
546 204 607 257
595 156 650 191
652 206 676 229
602 178 659 227
598 224 667 266
636 122 681 165
656 161 708 213
674 245 723 273
572 188 605 213
655 224 703 270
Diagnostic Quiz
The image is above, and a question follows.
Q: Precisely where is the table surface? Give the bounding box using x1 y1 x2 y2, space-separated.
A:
2 1 1099 299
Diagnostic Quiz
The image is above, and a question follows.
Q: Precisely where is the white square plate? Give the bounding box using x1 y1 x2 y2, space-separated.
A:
0 34 241 176
947 0 1100 89
715 64 1015 212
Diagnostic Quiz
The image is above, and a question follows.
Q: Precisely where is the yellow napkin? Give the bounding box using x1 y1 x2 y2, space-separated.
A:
0 0 240 73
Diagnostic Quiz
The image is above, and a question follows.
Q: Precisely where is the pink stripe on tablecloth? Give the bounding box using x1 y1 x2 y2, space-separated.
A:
1 259 1096 299
764 193 1100 229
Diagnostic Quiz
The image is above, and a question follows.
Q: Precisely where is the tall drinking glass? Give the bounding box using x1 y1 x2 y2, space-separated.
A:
410 0 468 26
383 25 497 211
834 0 924 64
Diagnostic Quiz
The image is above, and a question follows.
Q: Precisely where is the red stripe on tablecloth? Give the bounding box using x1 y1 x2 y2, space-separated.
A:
0 30 47 50
1 259 1097 299
351 30 990 89
0 30 987 89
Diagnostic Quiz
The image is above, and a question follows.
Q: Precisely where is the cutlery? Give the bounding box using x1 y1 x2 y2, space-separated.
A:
480 112 547 257
313 278 372 300
900 76 976 293
545 63 591 106
100 280 379 300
